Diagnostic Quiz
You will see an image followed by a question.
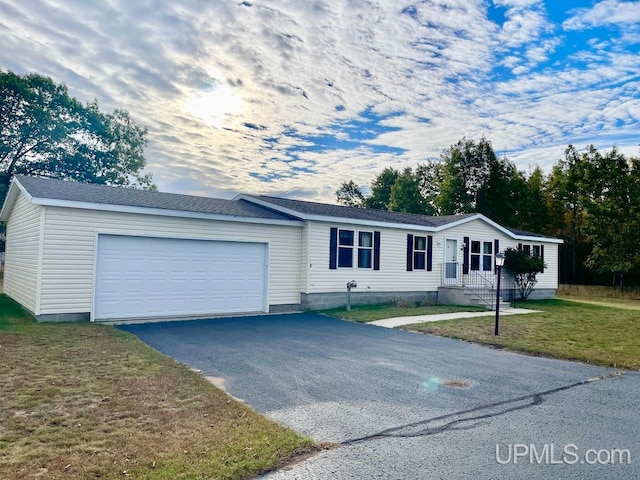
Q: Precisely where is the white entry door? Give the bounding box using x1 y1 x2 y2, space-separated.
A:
94 235 267 321
444 239 458 284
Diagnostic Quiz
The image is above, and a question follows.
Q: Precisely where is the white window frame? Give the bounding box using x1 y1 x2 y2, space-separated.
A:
470 240 481 271
357 231 373 269
337 229 355 268
482 241 493 271
414 235 427 270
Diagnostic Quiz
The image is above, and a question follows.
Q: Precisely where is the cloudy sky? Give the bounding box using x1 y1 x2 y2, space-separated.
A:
1 0 639 201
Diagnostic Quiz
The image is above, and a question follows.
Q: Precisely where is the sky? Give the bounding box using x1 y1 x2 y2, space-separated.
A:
1 0 639 202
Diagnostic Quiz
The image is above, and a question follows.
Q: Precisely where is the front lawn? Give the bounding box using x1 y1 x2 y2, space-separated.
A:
0 295 313 479
401 299 640 370
322 303 487 323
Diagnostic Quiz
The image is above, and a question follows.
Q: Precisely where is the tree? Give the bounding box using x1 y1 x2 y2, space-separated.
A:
580 146 640 289
0 69 154 199
546 145 589 284
437 137 527 226
504 247 546 301
336 180 366 207
518 166 550 234
389 167 428 214
415 161 442 215
366 167 399 210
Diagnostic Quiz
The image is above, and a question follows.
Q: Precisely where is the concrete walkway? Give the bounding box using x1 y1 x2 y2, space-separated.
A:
369 307 541 328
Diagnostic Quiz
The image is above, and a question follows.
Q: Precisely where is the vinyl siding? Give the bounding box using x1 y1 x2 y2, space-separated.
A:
300 224 310 293
306 219 558 293
4 193 42 313
442 220 559 289
40 206 302 315
307 221 441 294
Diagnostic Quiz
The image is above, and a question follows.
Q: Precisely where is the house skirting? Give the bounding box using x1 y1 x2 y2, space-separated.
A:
301 291 438 310
520 288 556 300
35 312 91 323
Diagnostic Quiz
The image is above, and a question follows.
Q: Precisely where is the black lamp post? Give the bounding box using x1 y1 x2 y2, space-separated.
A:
494 252 506 336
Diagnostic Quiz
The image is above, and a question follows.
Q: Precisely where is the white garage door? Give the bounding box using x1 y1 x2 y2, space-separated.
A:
94 235 267 320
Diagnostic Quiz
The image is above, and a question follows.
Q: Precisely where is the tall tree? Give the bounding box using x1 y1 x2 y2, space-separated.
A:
518 166 551 234
546 145 589 283
437 137 527 226
335 180 366 207
0 69 154 199
580 146 640 289
415 161 442 215
388 167 428 214
366 167 399 210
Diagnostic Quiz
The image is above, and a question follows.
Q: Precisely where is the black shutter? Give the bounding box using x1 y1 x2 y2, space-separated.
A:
540 245 545 272
463 236 469 274
494 239 499 273
406 234 414 271
373 231 381 270
518 243 523 251
426 235 433 271
329 227 338 269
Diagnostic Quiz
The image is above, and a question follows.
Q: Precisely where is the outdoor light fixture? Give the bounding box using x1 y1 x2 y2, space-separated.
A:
494 252 506 336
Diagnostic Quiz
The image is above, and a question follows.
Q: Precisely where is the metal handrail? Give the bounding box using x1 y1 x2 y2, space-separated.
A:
441 263 511 310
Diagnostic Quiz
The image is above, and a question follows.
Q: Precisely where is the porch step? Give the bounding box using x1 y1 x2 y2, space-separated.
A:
438 286 511 311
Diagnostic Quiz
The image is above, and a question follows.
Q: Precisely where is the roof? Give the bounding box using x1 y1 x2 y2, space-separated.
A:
248 195 476 227
2 176 299 223
237 194 562 242
506 227 551 239
1 176 562 243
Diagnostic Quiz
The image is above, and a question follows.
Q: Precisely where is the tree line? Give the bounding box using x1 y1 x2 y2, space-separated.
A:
336 137 640 288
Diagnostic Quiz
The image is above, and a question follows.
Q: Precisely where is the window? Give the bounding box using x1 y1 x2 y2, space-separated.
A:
338 229 354 268
414 236 427 270
523 244 531 256
470 240 481 271
533 245 541 258
358 231 373 268
482 242 493 271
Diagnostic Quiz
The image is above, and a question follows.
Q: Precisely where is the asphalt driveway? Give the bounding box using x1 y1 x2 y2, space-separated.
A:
120 313 639 479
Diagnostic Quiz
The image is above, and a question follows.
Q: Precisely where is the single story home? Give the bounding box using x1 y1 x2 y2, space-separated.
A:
1 175 562 322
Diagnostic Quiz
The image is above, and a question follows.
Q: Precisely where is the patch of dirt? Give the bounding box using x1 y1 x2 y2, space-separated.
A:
0 334 22 345
205 376 245 403
443 379 470 388
266 443 337 472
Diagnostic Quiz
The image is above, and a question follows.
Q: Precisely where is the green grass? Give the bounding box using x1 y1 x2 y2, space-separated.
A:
0 295 313 480
322 303 488 323
401 299 640 370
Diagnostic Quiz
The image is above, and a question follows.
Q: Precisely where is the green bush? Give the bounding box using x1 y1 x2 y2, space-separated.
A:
504 247 546 301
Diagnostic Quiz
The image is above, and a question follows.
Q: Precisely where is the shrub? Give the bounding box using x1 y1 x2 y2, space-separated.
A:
504 247 546 301
417 297 436 307
391 296 414 308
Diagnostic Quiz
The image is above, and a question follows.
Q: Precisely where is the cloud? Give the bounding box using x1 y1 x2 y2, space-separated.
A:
563 0 640 30
0 0 638 203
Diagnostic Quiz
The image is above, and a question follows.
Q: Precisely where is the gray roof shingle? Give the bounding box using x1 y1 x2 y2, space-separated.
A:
251 195 476 227
12 176 557 240
15 176 299 221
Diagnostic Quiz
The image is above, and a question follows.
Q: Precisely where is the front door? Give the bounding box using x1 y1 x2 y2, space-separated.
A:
444 239 458 284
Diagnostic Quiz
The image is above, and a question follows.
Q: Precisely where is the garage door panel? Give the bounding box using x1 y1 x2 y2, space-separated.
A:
94 235 267 320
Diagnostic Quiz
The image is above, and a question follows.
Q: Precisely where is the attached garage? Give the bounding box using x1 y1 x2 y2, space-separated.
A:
94 235 268 321
1 176 303 322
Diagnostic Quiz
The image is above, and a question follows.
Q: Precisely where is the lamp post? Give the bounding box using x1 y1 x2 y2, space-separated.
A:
494 252 506 336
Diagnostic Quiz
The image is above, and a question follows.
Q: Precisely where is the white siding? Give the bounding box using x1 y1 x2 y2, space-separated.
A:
40 207 302 315
4 193 42 313
442 220 559 289
306 219 559 294
307 221 441 294
300 224 310 293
